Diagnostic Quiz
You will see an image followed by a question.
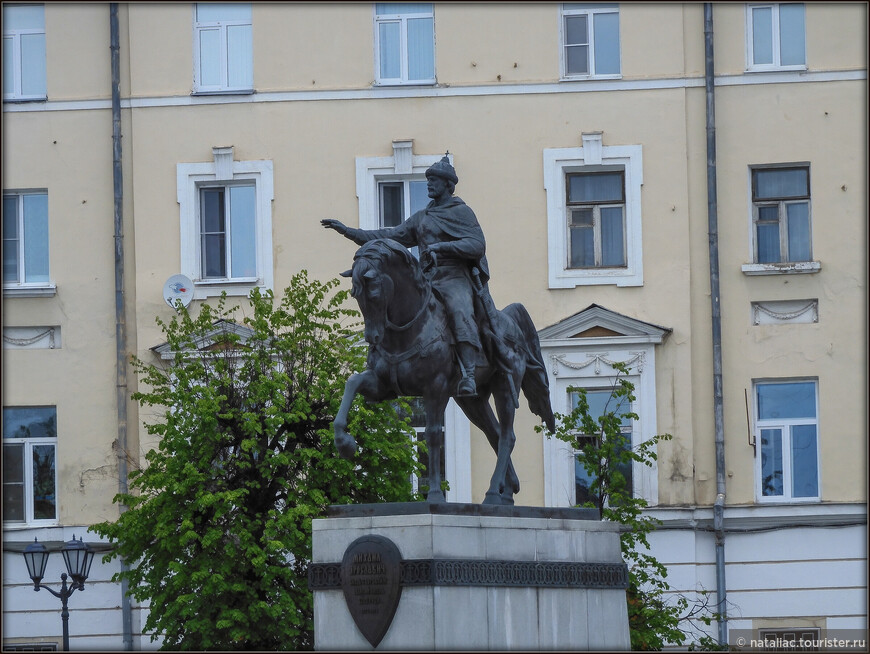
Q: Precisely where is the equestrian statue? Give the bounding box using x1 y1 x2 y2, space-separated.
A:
322 155 555 505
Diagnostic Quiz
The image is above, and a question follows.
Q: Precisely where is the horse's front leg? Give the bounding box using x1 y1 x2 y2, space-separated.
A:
423 394 450 503
333 370 377 458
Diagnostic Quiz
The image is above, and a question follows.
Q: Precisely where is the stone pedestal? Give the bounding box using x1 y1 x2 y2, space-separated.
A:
309 503 630 650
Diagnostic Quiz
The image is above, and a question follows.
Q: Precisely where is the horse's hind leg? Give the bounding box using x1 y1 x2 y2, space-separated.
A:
456 396 519 505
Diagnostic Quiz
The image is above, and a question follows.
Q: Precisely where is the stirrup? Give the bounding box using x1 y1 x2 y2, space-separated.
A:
456 374 477 398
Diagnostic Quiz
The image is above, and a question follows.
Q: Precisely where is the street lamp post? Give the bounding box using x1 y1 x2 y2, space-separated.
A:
22 536 95 651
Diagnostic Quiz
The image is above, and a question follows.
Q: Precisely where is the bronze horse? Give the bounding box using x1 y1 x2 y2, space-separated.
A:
332 238 555 505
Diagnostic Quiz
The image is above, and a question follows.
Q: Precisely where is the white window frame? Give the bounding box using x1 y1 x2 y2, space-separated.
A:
559 3 621 80
745 3 807 72
542 344 659 508
2 190 55 297
177 147 273 299
193 3 253 94
543 134 643 288
2 3 47 101
3 407 59 527
539 307 667 508
373 3 436 86
753 379 820 503
354 143 472 503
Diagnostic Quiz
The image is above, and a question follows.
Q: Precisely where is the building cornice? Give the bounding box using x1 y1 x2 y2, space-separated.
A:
646 503 867 532
3 69 865 113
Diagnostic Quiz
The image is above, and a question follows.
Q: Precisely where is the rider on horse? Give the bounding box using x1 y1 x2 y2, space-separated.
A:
322 155 495 398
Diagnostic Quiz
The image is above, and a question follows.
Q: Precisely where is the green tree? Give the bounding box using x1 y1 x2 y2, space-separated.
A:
539 362 722 650
91 272 420 650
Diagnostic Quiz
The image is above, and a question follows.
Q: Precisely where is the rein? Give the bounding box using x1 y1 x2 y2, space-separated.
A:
385 284 433 332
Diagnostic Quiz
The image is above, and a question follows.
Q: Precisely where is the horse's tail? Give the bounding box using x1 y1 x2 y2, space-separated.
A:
503 303 556 433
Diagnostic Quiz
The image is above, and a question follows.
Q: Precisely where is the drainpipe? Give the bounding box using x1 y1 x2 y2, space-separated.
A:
110 4 134 649
704 4 728 646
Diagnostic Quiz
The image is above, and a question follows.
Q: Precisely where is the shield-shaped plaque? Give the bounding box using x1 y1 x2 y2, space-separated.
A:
341 535 403 648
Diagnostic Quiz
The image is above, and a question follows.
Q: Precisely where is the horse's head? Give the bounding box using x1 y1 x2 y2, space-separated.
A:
341 239 424 346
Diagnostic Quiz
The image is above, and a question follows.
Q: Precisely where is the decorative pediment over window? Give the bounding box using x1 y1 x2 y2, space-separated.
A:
538 304 671 344
151 320 256 360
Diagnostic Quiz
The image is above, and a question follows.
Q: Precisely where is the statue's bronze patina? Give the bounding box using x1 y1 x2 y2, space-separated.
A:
322 156 554 505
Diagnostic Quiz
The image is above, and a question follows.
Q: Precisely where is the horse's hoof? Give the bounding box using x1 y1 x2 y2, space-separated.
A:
500 494 515 506
482 491 502 505
334 431 358 459
427 489 446 503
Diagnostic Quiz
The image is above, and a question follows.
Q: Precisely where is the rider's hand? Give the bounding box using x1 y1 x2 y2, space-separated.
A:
321 219 348 235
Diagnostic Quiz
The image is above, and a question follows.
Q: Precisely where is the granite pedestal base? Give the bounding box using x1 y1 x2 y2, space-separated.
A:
309 503 630 650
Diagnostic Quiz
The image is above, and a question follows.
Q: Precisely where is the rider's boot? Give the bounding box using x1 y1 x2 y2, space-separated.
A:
456 343 478 397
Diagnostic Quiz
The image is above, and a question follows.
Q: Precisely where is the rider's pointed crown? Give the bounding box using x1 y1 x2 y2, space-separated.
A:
426 155 458 184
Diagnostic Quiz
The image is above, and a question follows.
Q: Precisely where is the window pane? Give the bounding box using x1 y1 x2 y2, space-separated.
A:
3 407 57 439
23 193 49 283
376 3 432 15
565 15 588 46
3 443 25 520
756 222 781 263
197 3 251 22
20 32 46 97
791 424 818 497
407 17 434 81
786 202 810 262
226 24 252 88
202 234 226 277
566 45 589 75
757 382 816 420
779 3 806 66
229 186 256 278
3 36 14 95
575 389 631 425
593 12 620 75
32 444 56 520
201 188 226 278
409 180 429 213
380 182 403 227
3 196 19 282
379 22 400 79
199 28 221 87
569 225 594 267
575 454 599 507
201 188 225 232
600 206 625 266
755 168 808 199
760 428 783 496
752 6 773 65
3 4 45 30
568 172 623 203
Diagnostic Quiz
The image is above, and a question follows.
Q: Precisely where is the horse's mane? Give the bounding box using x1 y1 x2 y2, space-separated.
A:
352 238 427 292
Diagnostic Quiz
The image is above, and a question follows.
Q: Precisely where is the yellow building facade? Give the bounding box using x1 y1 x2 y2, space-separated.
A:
3 2 866 648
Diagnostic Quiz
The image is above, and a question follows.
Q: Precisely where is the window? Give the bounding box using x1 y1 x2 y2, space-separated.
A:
2 4 46 101
177 147 273 298
3 191 54 295
374 3 435 85
199 185 256 279
561 3 620 78
194 3 252 93
566 171 626 269
747 3 806 71
538 305 669 508
754 380 819 501
543 134 643 288
3 406 58 524
572 389 633 508
751 166 811 264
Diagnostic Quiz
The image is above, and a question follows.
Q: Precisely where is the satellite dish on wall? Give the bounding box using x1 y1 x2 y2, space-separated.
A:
163 274 194 309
